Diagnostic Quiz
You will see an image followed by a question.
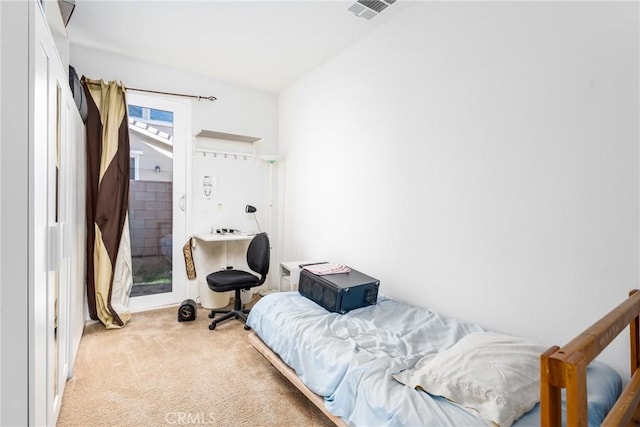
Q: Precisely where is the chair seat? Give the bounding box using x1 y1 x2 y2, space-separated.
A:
206 269 260 292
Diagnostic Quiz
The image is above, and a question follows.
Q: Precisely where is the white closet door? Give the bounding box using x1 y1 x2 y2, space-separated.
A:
32 6 53 426
67 106 86 378
34 4 75 425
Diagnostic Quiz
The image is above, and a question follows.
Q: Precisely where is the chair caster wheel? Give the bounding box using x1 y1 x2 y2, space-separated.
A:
209 323 216 330
208 312 215 319
244 325 251 331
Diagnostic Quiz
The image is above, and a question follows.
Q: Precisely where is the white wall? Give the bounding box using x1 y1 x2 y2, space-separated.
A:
70 46 278 150
279 1 639 377
70 46 279 286
191 155 269 235
0 1 3 421
0 1 3 422
130 132 174 182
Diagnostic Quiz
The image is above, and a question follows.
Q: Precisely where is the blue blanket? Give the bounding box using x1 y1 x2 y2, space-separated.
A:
247 292 621 426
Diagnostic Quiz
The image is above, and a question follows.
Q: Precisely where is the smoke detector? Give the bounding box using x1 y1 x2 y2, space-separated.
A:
348 0 396 20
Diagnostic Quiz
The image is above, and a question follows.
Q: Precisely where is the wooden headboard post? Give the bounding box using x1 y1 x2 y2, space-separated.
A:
540 289 640 427
630 289 639 375
540 345 563 426
540 346 588 426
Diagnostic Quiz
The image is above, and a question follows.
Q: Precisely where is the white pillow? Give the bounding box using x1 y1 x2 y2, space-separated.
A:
392 332 545 427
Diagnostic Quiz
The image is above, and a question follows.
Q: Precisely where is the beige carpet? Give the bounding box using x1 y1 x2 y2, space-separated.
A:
57 302 335 427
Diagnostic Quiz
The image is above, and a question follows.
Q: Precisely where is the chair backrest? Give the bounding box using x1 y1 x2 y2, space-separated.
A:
247 232 270 283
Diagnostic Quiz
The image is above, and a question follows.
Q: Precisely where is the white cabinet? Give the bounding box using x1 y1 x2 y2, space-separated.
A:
37 3 86 425
0 1 86 425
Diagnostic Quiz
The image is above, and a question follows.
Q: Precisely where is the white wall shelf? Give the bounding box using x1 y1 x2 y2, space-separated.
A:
195 129 261 143
193 129 262 159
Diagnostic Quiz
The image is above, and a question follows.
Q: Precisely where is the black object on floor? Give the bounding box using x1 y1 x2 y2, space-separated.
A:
178 299 197 322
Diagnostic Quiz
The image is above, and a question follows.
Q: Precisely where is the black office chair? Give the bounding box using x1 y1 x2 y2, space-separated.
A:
206 232 270 330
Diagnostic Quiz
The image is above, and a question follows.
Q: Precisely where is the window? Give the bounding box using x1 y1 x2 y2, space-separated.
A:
128 105 143 119
128 105 173 125
150 109 173 122
130 150 142 180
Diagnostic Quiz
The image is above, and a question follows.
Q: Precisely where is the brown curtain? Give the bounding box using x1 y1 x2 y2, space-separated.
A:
83 77 133 329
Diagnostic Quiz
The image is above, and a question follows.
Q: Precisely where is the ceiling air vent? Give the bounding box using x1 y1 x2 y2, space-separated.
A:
348 0 396 20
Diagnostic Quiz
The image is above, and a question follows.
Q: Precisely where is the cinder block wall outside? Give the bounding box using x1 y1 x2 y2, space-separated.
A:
129 180 173 260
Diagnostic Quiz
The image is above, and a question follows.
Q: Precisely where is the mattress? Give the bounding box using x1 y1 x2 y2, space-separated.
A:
246 292 621 426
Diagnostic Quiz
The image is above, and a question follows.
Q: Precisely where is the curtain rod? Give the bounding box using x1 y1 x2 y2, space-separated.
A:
126 87 217 102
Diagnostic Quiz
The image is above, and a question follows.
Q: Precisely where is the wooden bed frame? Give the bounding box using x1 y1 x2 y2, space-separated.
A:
249 290 640 427
541 289 640 426
247 332 348 427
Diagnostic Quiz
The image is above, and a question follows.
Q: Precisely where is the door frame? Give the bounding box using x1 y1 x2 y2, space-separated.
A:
126 92 191 311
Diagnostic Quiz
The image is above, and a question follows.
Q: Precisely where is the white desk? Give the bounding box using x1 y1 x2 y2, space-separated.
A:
193 232 255 242
190 233 254 308
192 232 254 267
279 260 321 292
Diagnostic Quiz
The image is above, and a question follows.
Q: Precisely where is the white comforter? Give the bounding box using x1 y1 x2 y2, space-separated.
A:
247 292 621 426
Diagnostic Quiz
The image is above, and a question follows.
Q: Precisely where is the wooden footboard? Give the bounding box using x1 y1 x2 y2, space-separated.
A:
247 332 348 427
541 289 640 426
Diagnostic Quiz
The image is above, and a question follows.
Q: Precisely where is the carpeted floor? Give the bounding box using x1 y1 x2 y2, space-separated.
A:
57 302 335 427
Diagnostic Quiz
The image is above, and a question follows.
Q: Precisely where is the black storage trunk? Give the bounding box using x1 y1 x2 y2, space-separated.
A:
298 268 380 314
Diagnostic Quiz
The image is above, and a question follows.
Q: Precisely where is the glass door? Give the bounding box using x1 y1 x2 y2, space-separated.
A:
126 93 188 311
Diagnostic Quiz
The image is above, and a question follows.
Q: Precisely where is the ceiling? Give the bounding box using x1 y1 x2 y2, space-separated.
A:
67 1 410 93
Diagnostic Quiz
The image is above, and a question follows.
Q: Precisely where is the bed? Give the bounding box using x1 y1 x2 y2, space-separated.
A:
245 291 633 426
